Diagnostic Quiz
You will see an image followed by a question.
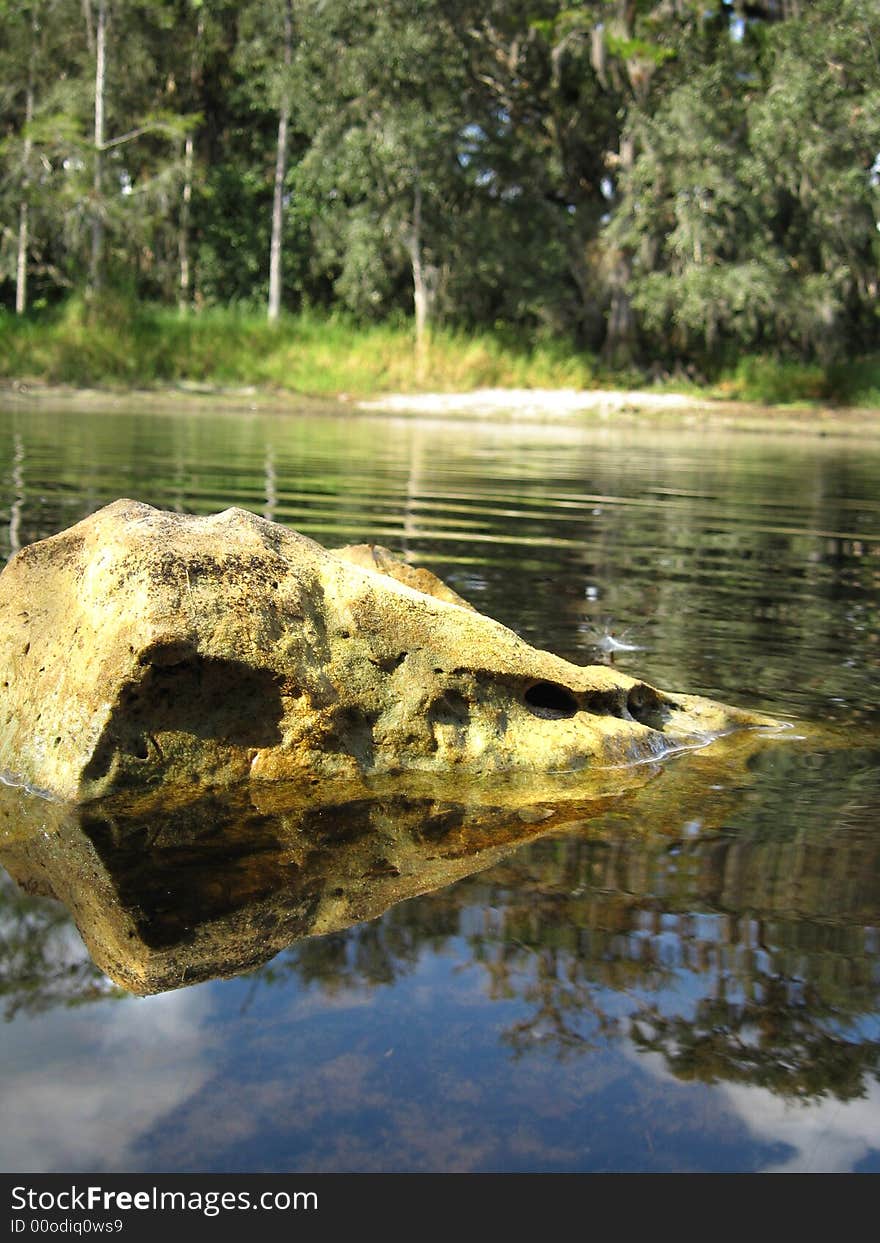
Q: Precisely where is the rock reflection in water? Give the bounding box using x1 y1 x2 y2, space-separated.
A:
0 764 652 994
2 732 879 1111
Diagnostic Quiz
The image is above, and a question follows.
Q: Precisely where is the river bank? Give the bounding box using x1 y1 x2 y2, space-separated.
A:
5 302 880 414
355 386 880 436
3 377 880 438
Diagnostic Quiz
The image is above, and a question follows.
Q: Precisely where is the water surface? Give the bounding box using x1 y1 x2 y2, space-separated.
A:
1 399 879 1173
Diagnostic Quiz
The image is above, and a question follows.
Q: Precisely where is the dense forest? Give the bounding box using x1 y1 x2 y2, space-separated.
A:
2 0 880 375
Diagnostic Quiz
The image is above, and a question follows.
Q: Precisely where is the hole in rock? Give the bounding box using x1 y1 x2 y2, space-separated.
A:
524 682 579 720
581 689 627 718
626 684 669 730
131 737 150 761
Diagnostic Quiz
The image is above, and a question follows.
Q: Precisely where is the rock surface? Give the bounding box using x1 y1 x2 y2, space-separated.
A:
0 499 780 804
333 542 474 610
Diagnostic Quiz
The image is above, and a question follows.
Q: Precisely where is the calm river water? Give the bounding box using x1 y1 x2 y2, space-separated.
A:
1 399 879 1173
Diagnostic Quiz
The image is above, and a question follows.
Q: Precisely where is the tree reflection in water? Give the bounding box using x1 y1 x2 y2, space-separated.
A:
631 984 880 1103
0 872 123 1019
244 744 880 1102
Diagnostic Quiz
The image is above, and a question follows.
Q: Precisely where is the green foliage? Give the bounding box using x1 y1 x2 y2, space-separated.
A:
12 296 880 407
615 0 880 365
603 32 676 67
1 0 879 379
826 356 880 408
715 355 831 405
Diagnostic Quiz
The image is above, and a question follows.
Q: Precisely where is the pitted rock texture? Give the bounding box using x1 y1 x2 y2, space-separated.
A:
333 542 474 610
0 500 779 803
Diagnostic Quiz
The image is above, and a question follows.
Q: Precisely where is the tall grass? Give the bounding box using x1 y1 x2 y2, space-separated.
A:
3 299 880 406
0 300 598 396
712 355 831 404
826 356 880 408
710 353 880 407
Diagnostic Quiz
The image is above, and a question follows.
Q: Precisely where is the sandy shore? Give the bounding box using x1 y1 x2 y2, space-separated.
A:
355 386 880 436
357 387 710 418
2 379 879 435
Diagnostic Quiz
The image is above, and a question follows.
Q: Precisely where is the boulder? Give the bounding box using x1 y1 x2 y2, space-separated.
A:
0 499 780 804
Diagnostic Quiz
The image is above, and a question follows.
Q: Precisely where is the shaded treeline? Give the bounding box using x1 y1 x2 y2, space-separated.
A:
2 0 879 372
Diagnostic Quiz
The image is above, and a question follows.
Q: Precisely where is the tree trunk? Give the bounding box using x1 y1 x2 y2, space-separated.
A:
16 201 29 316
413 236 429 365
267 110 288 322
407 179 435 377
604 261 637 366
178 133 193 313
267 0 293 323
89 0 108 296
15 10 38 315
178 9 203 315
81 0 94 52
602 130 637 367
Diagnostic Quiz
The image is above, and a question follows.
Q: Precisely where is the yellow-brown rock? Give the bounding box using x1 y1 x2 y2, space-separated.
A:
0 499 780 804
333 542 474 610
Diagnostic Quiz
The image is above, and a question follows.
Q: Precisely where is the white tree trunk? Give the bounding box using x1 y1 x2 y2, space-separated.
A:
267 0 293 323
178 133 194 313
89 0 107 295
15 201 29 316
413 259 429 365
409 181 427 354
179 8 204 314
267 110 287 322
407 179 435 375
15 12 38 315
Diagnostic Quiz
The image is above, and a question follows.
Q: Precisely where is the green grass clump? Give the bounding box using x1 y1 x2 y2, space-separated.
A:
826 356 880 408
714 355 831 405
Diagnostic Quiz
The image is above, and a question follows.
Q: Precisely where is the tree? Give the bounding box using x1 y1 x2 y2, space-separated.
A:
87 0 107 293
174 1 206 313
0 0 83 311
204 0 311 313
294 0 476 356
450 0 617 344
0 872 121 1020
267 0 294 322
610 0 880 365
14 5 40 314
524 2 732 361
1 0 878 371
